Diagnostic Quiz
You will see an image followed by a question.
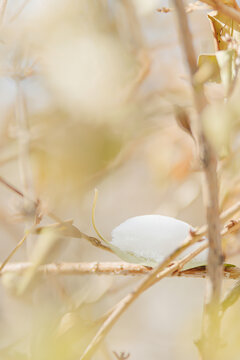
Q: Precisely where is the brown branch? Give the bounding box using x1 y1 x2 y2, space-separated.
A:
173 0 223 357
2 262 239 279
0 176 24 198
220 200 240 222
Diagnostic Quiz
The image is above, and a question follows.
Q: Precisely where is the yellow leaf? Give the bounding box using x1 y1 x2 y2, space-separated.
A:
198 50 235 92
198 54 221 82
208 10 240 51
34 220 82 239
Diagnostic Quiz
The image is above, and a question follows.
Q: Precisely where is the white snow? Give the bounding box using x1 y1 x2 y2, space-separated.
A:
111 215 208 268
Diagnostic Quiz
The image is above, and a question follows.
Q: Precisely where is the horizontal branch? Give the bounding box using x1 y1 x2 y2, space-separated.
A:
1 262 239 279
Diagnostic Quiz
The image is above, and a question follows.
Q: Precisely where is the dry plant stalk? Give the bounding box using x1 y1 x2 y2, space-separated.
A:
15 81 33 202
1 262 239 279
162 0 223 357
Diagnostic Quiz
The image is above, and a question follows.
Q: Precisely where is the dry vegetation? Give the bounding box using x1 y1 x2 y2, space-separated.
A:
1 0 240 359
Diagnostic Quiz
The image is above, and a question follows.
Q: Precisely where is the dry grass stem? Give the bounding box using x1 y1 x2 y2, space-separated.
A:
15 81 33 201
0 232 29 273
1 262 238 279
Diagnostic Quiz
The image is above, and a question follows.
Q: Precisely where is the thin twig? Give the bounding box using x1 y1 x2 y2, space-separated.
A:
0 262 239 279
0 220 39 274
220 200 240 222
75 232 113 253
0 176 24 198
0 233 29 272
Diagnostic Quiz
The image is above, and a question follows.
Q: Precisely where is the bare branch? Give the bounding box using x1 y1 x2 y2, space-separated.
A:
2 262 239 279
0 176 24 198
173 0 223 357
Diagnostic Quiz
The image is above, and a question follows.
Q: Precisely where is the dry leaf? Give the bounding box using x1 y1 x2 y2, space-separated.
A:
208 10 240 51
